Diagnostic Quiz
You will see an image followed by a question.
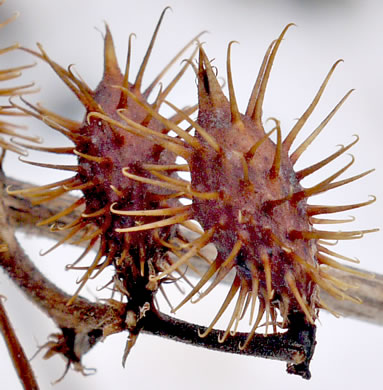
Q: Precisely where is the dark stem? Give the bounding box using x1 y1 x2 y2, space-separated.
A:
142 310 316 379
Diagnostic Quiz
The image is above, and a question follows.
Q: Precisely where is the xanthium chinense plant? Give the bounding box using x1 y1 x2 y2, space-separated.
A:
0 5 379 387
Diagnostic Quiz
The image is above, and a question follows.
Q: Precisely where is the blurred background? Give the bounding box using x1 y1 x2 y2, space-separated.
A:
1 0 382 389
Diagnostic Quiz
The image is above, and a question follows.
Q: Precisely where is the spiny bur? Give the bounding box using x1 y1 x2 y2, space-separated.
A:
8 9 204 365
115 25 377 349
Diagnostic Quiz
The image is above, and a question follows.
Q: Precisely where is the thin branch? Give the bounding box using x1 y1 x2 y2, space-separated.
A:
142 310 316 379
4 177 84 244
320 268 383 324
0 297 40 390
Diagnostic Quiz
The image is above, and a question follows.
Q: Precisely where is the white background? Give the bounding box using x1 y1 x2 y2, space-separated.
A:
1 0 382 389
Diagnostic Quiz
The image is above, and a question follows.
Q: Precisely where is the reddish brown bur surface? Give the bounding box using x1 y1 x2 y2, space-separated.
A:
135 26 377 349
192 87 318 323
76 28 179 291
180 43 319 345
9 11 201 314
